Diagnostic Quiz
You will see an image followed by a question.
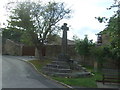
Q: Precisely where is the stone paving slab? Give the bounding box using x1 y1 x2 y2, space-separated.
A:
97 82 120 89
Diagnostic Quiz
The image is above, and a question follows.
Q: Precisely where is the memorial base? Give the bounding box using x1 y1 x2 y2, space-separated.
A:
42 54 92 77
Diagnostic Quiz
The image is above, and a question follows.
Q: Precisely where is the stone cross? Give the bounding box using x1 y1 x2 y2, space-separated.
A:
61 23 69 55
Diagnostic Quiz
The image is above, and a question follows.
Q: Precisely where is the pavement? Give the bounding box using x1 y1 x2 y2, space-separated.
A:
97 82 120 89
12 55 36 61
2 55 120 89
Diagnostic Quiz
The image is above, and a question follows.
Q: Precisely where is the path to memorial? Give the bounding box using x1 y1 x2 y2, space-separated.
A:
2 55 66 88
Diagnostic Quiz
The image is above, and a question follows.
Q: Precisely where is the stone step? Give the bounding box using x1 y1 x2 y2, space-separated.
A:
74 65 89 72
43 69 91 77
46 64 70 69
51 61 69 65
70 72 91 77
41 59 92 77
42 67 72 73
54 73 70 77
42 71 71 77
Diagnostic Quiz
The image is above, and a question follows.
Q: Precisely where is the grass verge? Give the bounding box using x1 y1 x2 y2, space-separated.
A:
28 59 52 71
52 71 102 88
28 60 102 88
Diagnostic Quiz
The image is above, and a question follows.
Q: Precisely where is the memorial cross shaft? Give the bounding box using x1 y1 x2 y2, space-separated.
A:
61 23 69 55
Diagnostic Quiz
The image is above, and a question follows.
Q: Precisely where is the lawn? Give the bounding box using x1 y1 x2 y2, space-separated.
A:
28 60 102 88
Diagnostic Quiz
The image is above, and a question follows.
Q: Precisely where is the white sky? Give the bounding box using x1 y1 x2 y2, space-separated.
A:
0 0 117 42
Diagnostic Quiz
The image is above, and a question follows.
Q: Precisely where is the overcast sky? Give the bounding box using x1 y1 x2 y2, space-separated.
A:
0 0 117 42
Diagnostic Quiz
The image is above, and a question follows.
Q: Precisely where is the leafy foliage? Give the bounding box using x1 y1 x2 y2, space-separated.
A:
3 1 71 45
107 16 120 60
96 0 120 61
73 35 95 60
3 1 71 58
2 28 23 42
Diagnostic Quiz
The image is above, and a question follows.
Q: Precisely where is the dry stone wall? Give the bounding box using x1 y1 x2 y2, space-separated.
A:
4 39 22 56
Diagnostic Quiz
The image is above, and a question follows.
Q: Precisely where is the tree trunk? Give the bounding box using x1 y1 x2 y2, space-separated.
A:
38 48 42 59
35 45 43 60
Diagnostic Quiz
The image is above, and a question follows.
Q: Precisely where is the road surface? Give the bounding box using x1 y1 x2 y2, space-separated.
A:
2 55 66 88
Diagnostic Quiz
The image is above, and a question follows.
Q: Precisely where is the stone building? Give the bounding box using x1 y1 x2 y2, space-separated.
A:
97 29 111 46
96 30 119 69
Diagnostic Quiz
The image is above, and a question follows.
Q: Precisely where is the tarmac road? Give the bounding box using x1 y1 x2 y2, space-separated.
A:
2 55 66 88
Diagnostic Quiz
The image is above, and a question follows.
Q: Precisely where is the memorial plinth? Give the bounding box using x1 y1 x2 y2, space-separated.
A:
42 23 92 77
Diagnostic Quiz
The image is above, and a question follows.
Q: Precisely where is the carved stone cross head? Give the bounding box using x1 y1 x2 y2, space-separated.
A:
61 23 69 31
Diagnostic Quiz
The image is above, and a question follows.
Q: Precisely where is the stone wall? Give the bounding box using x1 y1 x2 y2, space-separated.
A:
2 39 95 66
43 45 79 59
3 39 22 56
34 45 94 66
45 45 61 58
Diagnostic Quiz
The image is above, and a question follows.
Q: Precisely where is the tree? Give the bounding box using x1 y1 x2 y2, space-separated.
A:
3 1 71 59
73 35 95 62
107 17 120 61
2 28 23 43
95 0 120 62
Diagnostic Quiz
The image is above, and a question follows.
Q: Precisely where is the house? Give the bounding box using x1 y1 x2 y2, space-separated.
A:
96 29 111 46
